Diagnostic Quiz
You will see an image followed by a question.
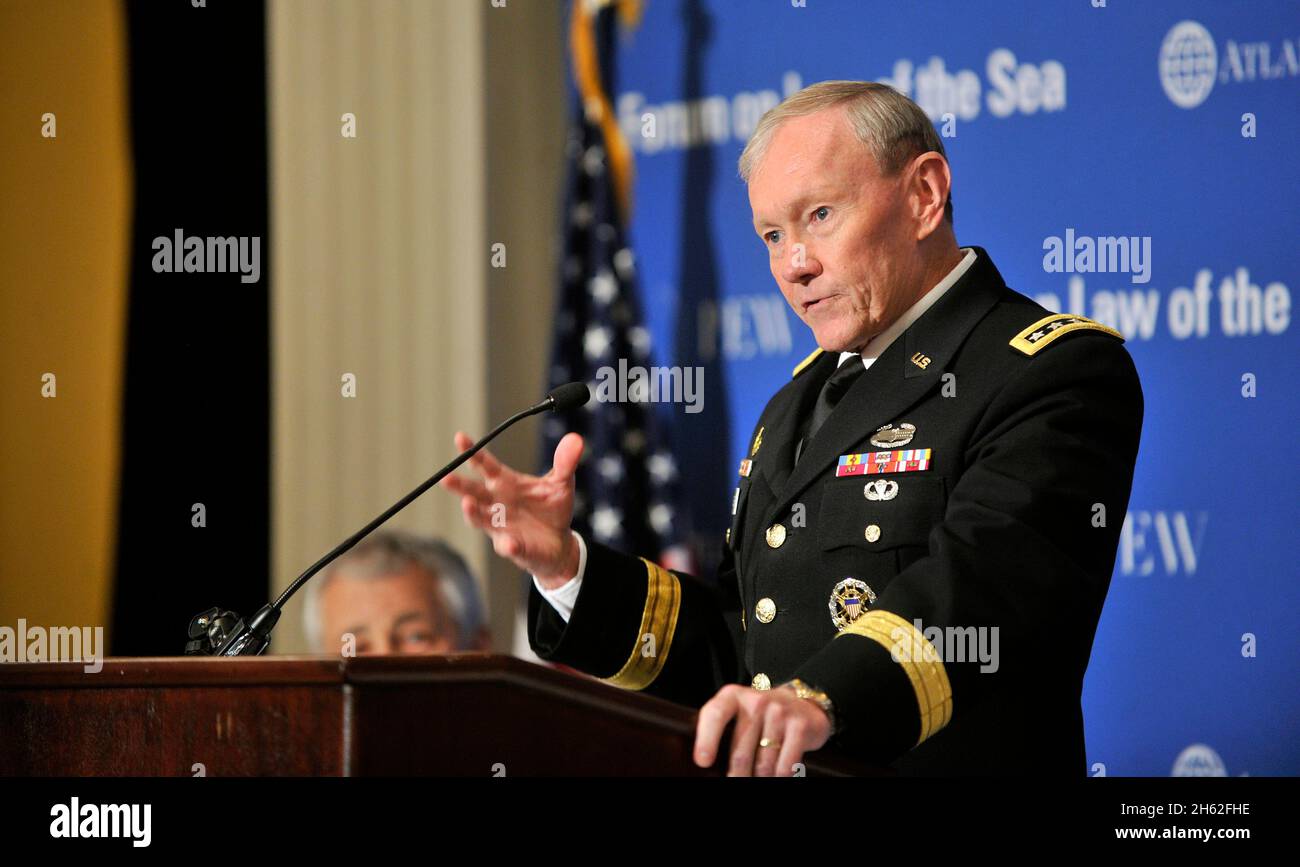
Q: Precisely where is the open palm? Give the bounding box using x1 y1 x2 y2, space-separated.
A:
439 431 585 586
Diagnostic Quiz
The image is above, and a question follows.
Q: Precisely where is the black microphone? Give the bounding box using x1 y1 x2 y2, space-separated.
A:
185 381 591 656
545 381 591 413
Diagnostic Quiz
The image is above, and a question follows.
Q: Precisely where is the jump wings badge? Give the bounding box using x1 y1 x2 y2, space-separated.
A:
829 578 877 631
869 422 915 448
864 479 899 501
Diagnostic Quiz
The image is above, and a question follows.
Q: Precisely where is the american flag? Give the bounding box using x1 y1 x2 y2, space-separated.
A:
541 0 691 570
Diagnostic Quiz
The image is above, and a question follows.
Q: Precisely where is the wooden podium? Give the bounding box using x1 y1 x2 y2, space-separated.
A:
0 655 883 776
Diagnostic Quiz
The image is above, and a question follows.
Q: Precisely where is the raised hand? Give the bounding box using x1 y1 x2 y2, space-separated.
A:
439 431 585 588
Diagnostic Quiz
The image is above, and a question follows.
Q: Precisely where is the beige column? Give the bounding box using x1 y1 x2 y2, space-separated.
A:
483 0 567 657
268 0 487 654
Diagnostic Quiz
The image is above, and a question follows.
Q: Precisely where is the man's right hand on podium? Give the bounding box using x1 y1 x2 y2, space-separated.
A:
440 430 584 590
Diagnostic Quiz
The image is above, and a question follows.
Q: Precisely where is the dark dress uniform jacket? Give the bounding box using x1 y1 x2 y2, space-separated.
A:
528 248 1143 776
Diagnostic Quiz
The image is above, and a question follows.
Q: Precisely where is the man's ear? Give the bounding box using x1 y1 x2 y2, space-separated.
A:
908 152 952 240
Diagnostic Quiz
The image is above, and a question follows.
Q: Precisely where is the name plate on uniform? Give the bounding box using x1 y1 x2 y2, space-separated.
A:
836 448 932 477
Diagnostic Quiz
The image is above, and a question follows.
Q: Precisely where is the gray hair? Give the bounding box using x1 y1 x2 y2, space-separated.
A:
301 530 484 652
738 80 953 223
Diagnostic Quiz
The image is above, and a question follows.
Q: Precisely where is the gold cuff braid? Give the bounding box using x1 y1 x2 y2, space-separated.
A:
838 610 953 746
600 558 681 691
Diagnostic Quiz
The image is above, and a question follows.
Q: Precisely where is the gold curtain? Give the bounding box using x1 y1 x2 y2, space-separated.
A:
0 0 131 639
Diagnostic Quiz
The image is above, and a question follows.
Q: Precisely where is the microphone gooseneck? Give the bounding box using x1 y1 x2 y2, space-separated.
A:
186 382 591 656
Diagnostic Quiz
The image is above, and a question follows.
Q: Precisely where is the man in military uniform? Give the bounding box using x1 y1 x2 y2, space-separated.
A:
440 81 1142 776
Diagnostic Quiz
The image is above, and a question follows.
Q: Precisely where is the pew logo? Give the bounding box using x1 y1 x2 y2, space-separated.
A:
50 798 151 847
1118 511 1208 577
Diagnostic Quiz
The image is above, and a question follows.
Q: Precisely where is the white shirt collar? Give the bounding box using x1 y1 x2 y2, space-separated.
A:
838 247 977 371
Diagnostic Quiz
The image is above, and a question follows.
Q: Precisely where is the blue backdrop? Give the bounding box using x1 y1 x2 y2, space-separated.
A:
606 0 1299 775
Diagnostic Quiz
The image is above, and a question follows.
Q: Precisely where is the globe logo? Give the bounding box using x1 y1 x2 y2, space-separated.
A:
1172 743 1228 776
1159 20 1217 109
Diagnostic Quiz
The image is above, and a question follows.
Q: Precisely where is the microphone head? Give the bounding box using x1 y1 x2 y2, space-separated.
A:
547 381 590 413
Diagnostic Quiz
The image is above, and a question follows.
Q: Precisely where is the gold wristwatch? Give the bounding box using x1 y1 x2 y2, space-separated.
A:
785 678 839 735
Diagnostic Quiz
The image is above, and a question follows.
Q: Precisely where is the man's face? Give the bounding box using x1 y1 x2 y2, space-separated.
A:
748 106 924 352
317 564 458 656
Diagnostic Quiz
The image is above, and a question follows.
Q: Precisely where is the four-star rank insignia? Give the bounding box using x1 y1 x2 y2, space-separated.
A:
829 578 876 631
1009 313 1124 356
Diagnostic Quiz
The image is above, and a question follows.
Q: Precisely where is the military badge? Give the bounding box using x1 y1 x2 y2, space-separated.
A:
751 426 764 457
829 578 876 631
738 458 752 478
864 479 899 501
870 423 916 448
836 448 931 476
1009 313 1124 356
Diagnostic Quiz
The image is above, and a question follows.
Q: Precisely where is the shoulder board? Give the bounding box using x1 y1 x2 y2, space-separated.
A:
792 348 824 378
1009 314 1124 357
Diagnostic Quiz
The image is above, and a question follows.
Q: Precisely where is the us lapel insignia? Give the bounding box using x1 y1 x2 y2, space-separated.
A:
910 352 931 369
869 422 915 448
829 578 877 631
751 426 764 457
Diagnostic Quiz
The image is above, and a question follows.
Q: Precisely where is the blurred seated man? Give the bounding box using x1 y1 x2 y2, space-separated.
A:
303 530 489 656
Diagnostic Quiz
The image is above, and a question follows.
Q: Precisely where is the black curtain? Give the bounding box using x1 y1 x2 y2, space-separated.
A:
111 0 270 654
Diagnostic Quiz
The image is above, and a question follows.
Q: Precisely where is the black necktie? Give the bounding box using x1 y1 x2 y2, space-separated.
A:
802 355 864 454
